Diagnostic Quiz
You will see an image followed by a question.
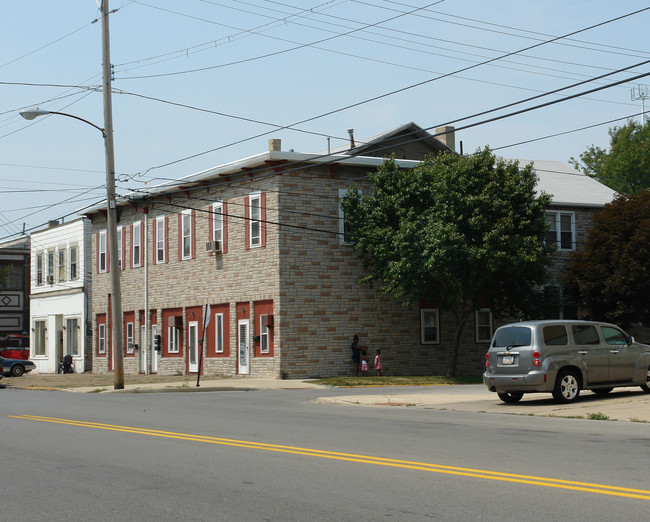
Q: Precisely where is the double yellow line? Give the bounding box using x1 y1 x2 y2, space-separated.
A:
11 414 650 501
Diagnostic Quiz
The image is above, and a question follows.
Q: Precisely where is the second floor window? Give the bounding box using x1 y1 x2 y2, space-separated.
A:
47 252 54 284
545 212 575 251
132 221 142 267
117 227 123 269
250 194 261 248
58 250 66 282
156 217 166 263
181 210 193 260
36 254 43 286
212 203 223 245
99 230 107 273
70 246 78 280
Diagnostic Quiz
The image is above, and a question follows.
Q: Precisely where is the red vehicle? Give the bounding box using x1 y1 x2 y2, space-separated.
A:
0 334 30 360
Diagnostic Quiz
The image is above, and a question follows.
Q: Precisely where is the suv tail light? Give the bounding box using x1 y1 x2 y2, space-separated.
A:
485 352 489 368
533 351 540 367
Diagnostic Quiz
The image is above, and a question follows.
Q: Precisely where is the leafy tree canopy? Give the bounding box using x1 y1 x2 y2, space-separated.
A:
563 190 650 326
341 148 554 375
569 119 650 195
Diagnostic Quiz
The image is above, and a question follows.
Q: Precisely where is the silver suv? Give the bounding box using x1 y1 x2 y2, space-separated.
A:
483 320 650 403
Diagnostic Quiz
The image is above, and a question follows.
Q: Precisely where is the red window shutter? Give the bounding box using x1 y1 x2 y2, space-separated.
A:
165 216 170 264
122 227 126 270
140 224 144 266
191 210 196 259
208 206 214 241
223 202 228 254
152 220 157 265
178 213 182 261
261 192 267 247
244 196 250 250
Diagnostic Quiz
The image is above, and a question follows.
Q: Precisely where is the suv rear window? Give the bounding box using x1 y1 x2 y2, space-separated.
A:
492 327 531 348
543 325 568 345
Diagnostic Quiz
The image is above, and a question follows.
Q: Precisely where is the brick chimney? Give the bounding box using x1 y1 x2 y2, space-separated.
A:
268 139 281 151
435 126 455 152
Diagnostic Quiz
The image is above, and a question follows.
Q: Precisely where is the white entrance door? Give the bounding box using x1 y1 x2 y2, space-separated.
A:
151 325 158 373
139 325 147 373
188 321 199 373
238 319 250 375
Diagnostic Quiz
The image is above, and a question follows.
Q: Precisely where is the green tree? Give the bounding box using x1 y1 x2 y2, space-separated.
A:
563 190 650 326
569 119 650 195
341 148 553 376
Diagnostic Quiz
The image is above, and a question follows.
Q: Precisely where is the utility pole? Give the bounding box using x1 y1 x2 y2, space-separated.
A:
101 0 124 389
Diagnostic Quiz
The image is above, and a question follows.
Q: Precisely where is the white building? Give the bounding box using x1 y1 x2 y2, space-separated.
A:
29 219 92 373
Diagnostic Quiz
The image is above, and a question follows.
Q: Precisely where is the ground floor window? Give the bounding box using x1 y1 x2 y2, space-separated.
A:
476 309 493 342
420 309 439 344
33 320 46 356
66 318 79 356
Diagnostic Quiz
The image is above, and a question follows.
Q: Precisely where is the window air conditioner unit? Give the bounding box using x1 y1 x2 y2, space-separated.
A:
205 240 222 253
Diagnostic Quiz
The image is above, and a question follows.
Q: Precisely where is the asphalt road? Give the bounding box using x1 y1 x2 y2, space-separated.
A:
2 387 649 521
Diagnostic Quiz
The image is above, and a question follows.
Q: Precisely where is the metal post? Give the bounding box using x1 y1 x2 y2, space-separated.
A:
101 0 123 389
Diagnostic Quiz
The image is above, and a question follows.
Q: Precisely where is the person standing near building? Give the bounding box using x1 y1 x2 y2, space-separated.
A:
374 349 382 377
351 335 365 376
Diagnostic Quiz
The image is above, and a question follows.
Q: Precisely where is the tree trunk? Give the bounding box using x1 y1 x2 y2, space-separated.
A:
447 309 471 377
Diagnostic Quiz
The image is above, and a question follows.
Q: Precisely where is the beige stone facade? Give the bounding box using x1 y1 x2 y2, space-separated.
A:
86 125 616 379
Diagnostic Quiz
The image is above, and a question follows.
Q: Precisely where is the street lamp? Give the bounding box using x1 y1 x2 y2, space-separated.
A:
19 107 124 390
19 1 124 390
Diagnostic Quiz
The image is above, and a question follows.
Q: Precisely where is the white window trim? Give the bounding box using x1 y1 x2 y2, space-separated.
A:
181 210 193 260
99 230 107 273
66 317 79 356
212 202 223 244
58 249 66 282
249 193 262 248
36 253 43 286
33 319 47 357
116 227 123 269
475 309 493 343
98 323 106 355
126 322 135 354
420 308 440 344
215 313 224 354
156 217 166 263
546 211 575 251
70 245 78 280
260 314 269 354
338 188 360 245
132 221 142 267
168 325 180 353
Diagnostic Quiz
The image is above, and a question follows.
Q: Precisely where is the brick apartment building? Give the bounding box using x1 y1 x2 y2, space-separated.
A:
83 123 615 379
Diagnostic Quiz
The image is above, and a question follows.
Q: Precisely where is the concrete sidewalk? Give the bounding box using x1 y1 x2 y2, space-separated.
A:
4 373 650 422
317 388 650 422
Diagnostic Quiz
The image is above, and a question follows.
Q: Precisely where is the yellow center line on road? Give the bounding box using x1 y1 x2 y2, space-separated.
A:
10 414 650 501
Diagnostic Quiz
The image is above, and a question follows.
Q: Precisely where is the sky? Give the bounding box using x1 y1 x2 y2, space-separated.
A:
2 0 650 240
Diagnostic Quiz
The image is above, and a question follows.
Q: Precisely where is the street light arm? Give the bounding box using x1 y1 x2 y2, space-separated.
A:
19 109 106 138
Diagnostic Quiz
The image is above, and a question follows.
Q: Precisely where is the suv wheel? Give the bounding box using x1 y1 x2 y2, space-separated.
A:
641 368 650 393
553 370 580 403
497 391 524 404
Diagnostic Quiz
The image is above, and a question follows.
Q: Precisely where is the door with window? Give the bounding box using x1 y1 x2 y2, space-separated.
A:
238 319 250 375
188 321 199 373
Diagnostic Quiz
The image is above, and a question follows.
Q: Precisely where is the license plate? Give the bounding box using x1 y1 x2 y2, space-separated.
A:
502 355 514 365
